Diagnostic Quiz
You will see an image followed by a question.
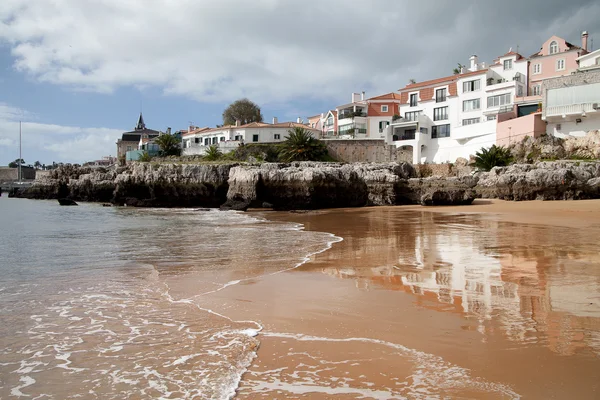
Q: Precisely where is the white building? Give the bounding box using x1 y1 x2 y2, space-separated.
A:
543 70 600 138
181 119 320 156
577 48 600 72
386 51 527 164
335 92 369 138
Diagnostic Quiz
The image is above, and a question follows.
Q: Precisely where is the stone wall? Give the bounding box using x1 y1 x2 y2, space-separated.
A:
0 167 36 182
324 139 411 163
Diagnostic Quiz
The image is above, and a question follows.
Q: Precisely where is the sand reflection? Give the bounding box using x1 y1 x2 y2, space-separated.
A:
310 210 600 357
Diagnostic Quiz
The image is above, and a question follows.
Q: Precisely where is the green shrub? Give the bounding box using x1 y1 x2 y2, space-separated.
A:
203 145 222 161
279 127 328 162
473 145 513 171
138 151 152 162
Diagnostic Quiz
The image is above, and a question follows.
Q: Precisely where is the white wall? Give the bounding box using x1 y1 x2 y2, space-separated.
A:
547 114 600 138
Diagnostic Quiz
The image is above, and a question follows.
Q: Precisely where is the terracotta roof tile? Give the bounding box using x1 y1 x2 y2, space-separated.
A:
367 92 402 101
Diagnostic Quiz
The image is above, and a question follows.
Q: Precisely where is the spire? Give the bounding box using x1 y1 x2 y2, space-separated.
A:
135 112 146 131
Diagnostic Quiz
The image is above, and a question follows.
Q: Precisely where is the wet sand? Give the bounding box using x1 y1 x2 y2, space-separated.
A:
200 200 600 399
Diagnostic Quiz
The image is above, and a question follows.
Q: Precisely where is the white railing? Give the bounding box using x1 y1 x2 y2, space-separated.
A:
545 103 598 117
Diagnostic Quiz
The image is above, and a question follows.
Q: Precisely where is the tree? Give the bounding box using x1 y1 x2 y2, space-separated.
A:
280 127 328 162
8 158 25 168
222 98 263 126
473 145 513 171
453 63 466 75
34 161 41 169
203 145 223 161
155 134 181 157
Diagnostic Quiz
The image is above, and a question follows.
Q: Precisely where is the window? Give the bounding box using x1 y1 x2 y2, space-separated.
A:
462 118 480 125
462 98 480 112
405 111 421 121
556 123 562 131
212 137 218 144
463 79 481 92
204 138 210 145
549 41 558 55
487 115 497 121
517 86 523 97
532 85 541 96
378 121 390 133
326 116 334 126
220 137 225 142
419 127 428 135
274 134 281 140
487 93 512 108
252 134 259 142
533 63 541 74
431 124 450 139
126 146 132 152
404 129 416 140
194 137 200 144
596 57 600 66
234 135 242 141
433 107 448 121
435 88 447 103
381 105 388 112
556 59 565 71
409 93 418 107
503 59 513 70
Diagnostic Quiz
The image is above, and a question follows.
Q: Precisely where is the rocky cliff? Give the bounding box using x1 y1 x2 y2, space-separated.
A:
476 161 600 200
14 160 600 209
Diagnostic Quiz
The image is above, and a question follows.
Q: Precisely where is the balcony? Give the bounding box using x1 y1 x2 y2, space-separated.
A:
544 102 599 119
338 110 367 120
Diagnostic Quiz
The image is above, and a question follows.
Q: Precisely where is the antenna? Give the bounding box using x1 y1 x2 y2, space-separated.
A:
19 121 22 183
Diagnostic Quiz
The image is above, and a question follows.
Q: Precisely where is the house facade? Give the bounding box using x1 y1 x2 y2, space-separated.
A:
542 69 600 138
116 113 160 160
365 92 402 139
181 120 320 156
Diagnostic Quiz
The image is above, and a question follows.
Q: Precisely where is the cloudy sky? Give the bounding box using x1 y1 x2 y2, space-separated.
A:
0 0 598 165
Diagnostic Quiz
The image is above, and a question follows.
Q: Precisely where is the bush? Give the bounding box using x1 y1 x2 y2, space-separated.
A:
138 151 152 162
473 145 513 171
279 127 328 162
203 145 222 161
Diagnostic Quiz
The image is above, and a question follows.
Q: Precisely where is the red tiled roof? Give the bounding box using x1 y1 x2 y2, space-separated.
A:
367 92 402 101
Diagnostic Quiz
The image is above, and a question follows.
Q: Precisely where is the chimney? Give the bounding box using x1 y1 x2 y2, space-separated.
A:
235 119 240 127
166 127 171 135
469 55 478 71
296 117 302 124
272 117 278 124
321 112 324 118
361 91 365 101
582 31 589 51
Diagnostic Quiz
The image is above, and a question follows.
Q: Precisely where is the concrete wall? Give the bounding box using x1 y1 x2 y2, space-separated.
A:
324 139 411 163
497 113 546 147
0 167 36 182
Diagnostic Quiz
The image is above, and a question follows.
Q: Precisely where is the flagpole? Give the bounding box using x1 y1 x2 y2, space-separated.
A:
19 121 22 183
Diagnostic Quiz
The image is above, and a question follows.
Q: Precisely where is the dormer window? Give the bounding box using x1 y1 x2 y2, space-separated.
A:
503 59 513 70
549 41 559 55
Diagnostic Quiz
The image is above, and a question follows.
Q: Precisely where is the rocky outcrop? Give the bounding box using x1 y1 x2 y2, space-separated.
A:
510 130 600 163
15 160 600 209
221 162 418 210
476 161 600 200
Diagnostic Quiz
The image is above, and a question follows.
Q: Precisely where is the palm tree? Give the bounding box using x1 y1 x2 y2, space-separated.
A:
473 145 513 171
154 134 181 157
203 145 222 161
280 127 328 162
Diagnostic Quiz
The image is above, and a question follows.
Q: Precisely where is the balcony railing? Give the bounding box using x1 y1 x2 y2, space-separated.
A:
392 130 416 141
545 102 599 117
338 111 367 119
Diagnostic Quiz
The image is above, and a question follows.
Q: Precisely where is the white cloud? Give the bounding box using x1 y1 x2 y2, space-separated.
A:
0 103 122 165
2 0 597 106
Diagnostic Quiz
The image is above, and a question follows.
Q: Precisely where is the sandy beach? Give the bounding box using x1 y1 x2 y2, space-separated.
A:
200 199 600 399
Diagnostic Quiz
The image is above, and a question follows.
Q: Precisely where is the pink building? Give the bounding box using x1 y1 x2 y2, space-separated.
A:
528 33 589 97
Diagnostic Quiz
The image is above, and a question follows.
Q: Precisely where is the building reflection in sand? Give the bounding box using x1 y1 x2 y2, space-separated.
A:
316 211 600 357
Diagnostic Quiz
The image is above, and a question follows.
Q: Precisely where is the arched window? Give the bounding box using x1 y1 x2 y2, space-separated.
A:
549 41 559 55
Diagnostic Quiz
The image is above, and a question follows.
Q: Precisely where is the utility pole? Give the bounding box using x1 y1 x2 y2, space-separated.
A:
18 121 22 183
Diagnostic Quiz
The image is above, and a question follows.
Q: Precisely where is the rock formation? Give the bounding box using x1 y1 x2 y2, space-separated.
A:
476 161 600 200
13 159 600 209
